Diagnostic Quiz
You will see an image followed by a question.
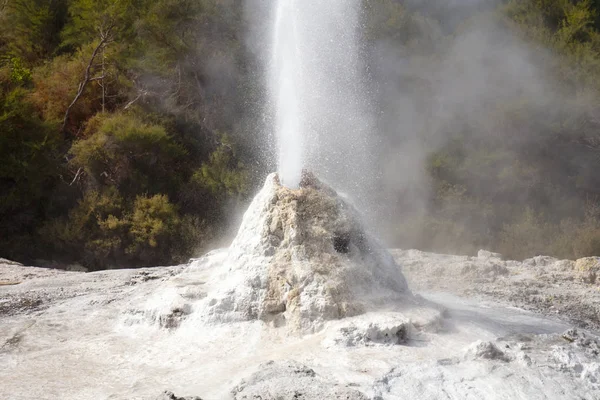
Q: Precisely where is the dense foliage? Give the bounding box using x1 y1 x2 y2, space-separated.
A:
2 0 600 269
0 0 256 269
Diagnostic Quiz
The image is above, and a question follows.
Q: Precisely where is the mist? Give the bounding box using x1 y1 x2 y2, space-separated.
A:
353 0 600 258
237 0 600 259
367 6 545 238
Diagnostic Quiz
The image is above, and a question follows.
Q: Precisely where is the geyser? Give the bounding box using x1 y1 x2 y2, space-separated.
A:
203 172 410 333
270 0 373 197
207 1 408 334
271 0 303 188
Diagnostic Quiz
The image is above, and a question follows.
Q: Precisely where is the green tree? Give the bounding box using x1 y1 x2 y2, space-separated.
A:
0 88 60 258
61 0 138 49
60 0 140 132
0 0 68 63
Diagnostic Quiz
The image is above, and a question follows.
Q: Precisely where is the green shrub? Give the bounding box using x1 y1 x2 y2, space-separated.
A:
70 113 186 195
8 57 32 85
499 206 600 260
39 188 126 268
127 194 180 263
498 208 554 259
40 189 200 269
192 143 249 198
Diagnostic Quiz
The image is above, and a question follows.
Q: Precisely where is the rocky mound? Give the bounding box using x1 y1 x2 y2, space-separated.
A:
201 172 410 332
231 360 369 400
395 249 600 330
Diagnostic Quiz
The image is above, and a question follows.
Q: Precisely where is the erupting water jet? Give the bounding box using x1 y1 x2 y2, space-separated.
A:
270 0 373 197
271 0 303 188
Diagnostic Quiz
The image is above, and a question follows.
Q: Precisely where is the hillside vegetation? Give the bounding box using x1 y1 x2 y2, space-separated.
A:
368 0 600 259
1 0 600 269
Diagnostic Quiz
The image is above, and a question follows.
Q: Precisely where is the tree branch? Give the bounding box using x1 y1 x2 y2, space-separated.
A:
123 88 149 110
69 167 83 186
61 25 115 133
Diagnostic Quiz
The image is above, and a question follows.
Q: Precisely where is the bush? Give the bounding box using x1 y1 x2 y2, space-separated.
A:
40 188 203 269
498 208 555 259
29 52 94 124
499 205 600 260
192 142 249 198
127 194 180 264
70 113 186 195
9 57 32 85
39 188 126 268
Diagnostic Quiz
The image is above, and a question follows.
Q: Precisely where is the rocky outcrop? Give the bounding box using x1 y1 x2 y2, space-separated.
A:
155 391 203 400
395 249 600 330
324 313 414 347
201 172 410 333
575 257 599 284
231 360 369 400
464 340 510 362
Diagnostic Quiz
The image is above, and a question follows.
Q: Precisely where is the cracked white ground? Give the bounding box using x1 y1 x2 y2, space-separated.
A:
1 251 599 400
